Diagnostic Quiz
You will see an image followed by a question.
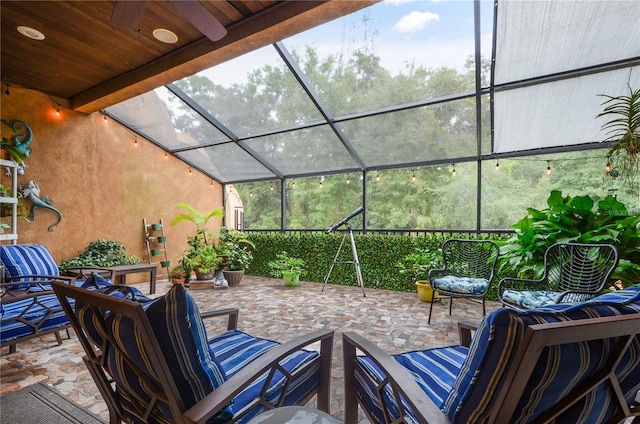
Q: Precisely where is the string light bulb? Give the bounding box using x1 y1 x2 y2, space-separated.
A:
412 170 416 182
605 160 611 173
189 167 192 176
103 114 108 124
210 180 214 188
546 161 551 175
4 84 9 97
346 176 351 185
55 104 60 117
452 164 457 177
270 184 274 191
249 191 254 198
495 161 499 171
375 174 380 182
134 136 138 147
292 181 296 189
319 179 323 188
164 152 168 160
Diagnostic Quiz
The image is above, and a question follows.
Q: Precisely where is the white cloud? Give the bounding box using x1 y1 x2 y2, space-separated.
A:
393 11 440 34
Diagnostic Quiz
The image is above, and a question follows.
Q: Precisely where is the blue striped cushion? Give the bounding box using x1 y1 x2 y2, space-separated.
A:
210 329 322 422
0 293 69 343
0 245 59 287
144 284 232 420
354 345 468 424
443 286 640 423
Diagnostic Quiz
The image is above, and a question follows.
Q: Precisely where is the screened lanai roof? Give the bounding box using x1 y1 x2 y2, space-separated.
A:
106 0 640 185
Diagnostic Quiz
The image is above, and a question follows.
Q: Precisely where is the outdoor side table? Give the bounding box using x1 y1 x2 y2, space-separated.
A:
109 263 158 294
247 406 340 424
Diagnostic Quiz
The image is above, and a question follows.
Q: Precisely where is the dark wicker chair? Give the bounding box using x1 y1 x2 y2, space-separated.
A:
52 282 334 424
498 242 619 309
427 239 500 324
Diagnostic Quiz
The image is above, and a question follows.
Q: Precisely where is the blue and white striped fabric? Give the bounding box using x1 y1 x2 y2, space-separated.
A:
0 293 70 343
0 244 59 285
443 286 640 423
354 345 468 424
210 329 321 423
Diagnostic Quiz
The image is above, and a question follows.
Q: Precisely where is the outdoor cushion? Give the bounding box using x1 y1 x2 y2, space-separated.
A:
354 345 468 423
442 286 640 423
501 289 600 310
432 275 489 294
211 329 322 422
0 244 59 286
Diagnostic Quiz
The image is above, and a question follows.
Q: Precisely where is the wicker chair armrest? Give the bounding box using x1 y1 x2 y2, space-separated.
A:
342 331 450 424
458 321 478 348
184 329 334 424
200 308 239 331
497 276 549 293
428 268 447 279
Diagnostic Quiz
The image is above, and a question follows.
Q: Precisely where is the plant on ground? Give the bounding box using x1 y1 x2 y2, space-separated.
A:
498 190 640 286
267 251 305 279
396 248 442 282
219 227 255 271
59 239 141 273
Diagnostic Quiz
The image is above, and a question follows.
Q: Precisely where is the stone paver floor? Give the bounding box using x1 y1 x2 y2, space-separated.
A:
0 276 500 422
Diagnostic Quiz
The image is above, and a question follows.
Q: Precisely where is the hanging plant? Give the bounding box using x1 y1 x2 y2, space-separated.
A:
598 85 640 191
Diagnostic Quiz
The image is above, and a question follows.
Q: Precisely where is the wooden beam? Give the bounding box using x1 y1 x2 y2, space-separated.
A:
72 0 377 114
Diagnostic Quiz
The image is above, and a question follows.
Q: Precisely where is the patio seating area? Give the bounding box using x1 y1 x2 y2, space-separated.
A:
0 275 500 423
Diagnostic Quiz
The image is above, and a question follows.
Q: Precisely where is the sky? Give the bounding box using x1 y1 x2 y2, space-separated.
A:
199 0 494 88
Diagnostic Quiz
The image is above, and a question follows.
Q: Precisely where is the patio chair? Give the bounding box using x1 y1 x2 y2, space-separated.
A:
0 244 115 353
498 242 618 309
51 281 334 424
427 239 500 324
343 286 640 424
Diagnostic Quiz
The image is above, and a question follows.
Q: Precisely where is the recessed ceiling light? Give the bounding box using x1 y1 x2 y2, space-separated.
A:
17 25 45 40
153 28 178 44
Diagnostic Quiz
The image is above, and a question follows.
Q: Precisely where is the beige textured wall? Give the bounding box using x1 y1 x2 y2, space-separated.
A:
1 87 223 282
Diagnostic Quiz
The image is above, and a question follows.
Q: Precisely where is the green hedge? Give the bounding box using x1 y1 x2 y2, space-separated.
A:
248 233 512 300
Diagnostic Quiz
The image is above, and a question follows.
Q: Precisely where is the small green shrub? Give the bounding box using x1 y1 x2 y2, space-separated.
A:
59 239 140 273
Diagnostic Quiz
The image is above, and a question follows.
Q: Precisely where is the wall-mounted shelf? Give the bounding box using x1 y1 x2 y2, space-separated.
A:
143 218 170 269
0 159 19 244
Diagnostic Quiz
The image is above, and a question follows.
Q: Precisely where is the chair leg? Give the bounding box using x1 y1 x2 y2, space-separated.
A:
449 296 453 315
428 293 435 324
54 331 63 346
482 299 486 316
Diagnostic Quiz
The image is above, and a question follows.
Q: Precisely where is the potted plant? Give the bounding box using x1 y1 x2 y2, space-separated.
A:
171 203 225 281
219 227 255 286
168 264 187 285
397 248 441 302
598 86 640 191
181 241 222 281
267 251 305 287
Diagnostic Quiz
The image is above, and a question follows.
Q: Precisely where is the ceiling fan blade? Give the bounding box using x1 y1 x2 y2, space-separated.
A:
111 0 147 29
169 0 227 42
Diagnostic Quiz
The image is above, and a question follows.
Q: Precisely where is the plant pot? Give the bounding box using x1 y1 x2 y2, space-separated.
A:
150 223 162 231
157 236 167 243
282 270 301 287
150 249 161 256
172 278 185 285
195 269 215 280
416 280 438 302
160 260 170 268
223 269 244 286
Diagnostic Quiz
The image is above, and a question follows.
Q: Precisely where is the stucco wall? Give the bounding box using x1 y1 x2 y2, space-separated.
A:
1 86 223 282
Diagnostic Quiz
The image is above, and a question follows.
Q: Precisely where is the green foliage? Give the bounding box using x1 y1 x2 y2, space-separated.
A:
267 251 305 278
168 264 187 279
182 239 222 274
396 249 442 282
598 86 640 189
219 227 255 270
59 240 140 273
171 203 224 246
499 190 640 285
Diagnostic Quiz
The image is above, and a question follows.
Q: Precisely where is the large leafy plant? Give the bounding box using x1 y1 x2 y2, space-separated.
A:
499 190 640 286
59 239 141 273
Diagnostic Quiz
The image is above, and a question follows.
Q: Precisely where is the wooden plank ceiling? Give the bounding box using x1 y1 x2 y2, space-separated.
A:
1 0 375 114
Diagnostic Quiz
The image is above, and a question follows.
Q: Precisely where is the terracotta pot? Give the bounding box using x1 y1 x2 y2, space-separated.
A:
171 278 185 285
